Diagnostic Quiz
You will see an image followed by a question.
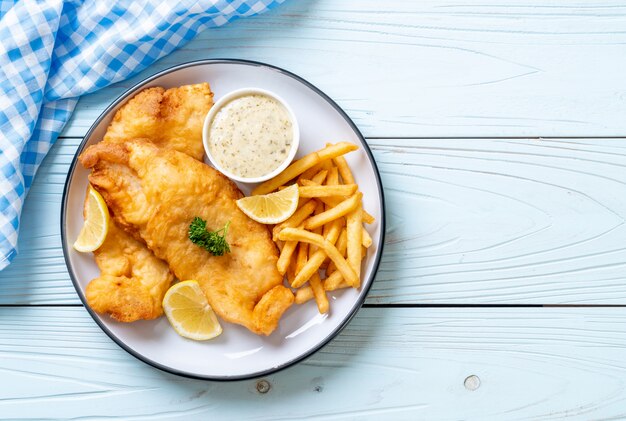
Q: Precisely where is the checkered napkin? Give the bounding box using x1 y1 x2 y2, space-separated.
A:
0 0 284 270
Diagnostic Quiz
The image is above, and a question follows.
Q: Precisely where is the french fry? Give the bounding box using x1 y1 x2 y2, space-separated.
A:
309 201 325 255
362 227 372 248
308 227 318 259
319 159 334 171
346 201 363 288
326 166 339 186
314 200 326 214
323 270 350 291
299 164 324 181
321 167 338 243
278 227 358 288
286 254 297 285
323 213 345 235
333 154 355 185
297 169 327 186
291 260 319 288
327 229 347 275
318 196 373 227
299 179 318 187
296 242 308 274
298 184 357 198
295 286 314 304
315 195 340 207
277 240 298 275
324 246 366 291
252 142 358 195
304 192 362 230
310 169 328 184
309 272 329 314
273 200 317 241
336 228 348 254
301 178 374 227
296 198 311 210
253 153 318 195
322 217 331 238
362 210 375 224
326 261 335 276
315 221 330 267
289 219 343 288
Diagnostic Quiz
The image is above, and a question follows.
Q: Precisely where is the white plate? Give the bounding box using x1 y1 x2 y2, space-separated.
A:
61 60 385 380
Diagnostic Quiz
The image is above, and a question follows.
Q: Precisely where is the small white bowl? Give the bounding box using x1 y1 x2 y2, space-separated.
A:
202 87 300 183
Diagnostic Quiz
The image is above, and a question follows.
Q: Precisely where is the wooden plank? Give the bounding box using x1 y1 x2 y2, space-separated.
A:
1 307 626 419
372 138 626 304
3 138 626 305
60 0 626 139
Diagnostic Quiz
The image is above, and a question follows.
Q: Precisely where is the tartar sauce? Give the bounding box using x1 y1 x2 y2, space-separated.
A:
208 94 293 178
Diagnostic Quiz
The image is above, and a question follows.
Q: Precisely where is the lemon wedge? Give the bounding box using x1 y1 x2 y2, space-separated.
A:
162 280 222 341
236 184 298 224
73 186 109 252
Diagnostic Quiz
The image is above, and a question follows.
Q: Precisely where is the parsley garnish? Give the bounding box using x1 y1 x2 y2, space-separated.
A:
188 217 231 256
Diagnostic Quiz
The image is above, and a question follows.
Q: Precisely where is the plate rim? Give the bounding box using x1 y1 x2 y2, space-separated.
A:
60 58 386 381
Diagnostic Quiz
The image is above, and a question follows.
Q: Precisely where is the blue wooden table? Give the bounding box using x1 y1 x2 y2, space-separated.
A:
3 2 626 419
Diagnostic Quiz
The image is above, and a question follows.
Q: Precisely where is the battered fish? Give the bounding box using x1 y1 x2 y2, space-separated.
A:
86 83 214 322
80 140 294 335
104 83 214 160
86 222 173 322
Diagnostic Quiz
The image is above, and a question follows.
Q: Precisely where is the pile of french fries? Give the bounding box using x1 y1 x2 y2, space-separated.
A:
252 142 374 314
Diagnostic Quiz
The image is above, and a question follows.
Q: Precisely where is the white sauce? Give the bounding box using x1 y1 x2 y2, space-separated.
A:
208 94 293 178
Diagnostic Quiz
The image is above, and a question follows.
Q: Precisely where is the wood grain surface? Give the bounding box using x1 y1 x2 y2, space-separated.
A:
3 137 625 305
59 0 626 139
1 307 626 420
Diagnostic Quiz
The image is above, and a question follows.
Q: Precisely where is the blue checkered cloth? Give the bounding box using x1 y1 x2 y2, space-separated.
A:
0 0 284 270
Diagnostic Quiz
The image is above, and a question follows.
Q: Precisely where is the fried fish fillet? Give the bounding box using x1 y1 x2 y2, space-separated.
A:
104 83 214 160
86 222 174 322
80 139 294 335
86 83 214 322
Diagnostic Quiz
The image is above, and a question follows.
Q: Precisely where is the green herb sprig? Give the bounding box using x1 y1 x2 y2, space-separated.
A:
188 217 231 256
